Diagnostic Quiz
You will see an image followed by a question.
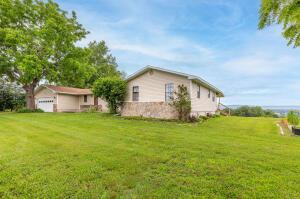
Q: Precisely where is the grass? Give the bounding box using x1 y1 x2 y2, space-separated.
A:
0 113 299 198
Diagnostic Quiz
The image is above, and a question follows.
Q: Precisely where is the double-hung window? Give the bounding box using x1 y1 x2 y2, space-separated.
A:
197 85 201 98
165 83 174 101
84 95 88 103
208 90 211 98
212 92 215 102
132 86 139 101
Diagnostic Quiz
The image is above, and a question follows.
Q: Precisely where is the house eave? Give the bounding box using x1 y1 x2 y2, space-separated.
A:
126 65 224 97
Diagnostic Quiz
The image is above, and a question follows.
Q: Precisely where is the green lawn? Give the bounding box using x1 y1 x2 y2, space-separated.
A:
0 113 299 198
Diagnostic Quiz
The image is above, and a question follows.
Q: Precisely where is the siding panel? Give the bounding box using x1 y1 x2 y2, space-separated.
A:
191 81 218 115
125 70 190 102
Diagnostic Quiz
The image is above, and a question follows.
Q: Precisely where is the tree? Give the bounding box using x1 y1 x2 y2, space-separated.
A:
170 84 191 121
258 0 300 47
85 41 122 87
57 47 93 88
287 110 299 125
0 0 89 109
0 76 25 111
93 77 127 113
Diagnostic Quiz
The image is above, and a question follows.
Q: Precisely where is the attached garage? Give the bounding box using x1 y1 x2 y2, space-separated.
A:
34 85 108 112
37 98 54 112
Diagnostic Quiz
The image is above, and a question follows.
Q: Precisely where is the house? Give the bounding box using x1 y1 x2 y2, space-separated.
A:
121 66 224 119
34 85 108 112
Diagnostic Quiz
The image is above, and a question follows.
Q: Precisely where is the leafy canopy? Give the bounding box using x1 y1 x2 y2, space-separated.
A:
57 40 122 88
93 77 127 114
85 41 122 87
0 0 89 108
258 0 300 47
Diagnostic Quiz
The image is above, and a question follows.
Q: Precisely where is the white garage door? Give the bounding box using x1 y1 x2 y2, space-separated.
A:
37 98 54 112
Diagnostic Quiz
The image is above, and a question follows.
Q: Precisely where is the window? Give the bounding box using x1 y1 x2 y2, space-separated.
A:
208 90 211 98
132 86 139 101
197 85 201 98
165 83 174 101
84 95 87 103
212 92 215 102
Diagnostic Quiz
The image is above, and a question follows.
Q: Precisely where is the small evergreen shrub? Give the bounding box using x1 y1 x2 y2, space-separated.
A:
169 84 191 122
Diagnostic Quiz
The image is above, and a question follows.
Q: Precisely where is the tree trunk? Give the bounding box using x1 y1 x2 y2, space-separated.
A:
23 81 38 110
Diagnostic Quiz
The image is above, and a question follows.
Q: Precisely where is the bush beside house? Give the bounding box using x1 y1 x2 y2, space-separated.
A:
170 85 193 122
93 77 127 114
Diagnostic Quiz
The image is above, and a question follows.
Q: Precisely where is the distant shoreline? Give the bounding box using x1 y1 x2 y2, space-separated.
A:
228 105 300 110
227 105 300 116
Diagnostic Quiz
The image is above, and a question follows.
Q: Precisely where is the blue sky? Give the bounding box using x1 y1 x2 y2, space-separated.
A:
57 0 300 106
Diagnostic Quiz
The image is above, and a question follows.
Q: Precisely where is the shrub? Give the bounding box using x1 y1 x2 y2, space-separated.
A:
199 115 209 121
188 115 199 123
93 77 127 114
83 106 98 113
287 111 299 126
169 84 191 122
17 108 44 113
0 77 26 111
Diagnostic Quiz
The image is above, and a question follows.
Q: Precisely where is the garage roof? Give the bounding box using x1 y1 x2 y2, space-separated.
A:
35 85 92 95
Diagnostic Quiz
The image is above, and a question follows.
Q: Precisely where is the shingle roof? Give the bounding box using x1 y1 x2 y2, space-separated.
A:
126 65 224 97
36 85 92 95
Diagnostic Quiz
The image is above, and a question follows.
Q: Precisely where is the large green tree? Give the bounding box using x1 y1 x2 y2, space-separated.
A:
85 41 122 87
259 0 300 47
0 0 89 109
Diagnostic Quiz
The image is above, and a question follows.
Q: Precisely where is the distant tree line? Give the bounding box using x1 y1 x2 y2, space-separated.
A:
225 106 278 118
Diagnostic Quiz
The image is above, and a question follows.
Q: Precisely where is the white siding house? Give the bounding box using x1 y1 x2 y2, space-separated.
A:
121 66 224 119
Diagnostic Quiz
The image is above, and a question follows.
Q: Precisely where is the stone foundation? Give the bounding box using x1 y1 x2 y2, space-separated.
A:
121 102 178 119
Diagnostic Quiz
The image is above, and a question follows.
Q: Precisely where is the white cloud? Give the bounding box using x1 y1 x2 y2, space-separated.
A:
222 54 294 76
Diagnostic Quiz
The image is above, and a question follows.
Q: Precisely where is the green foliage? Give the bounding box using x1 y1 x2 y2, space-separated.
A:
170 84 191 121
258 0 300 47
0 0 89 108
231 106 278 117
85 41 122 87
16 108 44 113
93 77 127 114
57 47 93 88
287 110 299 125
0 76 25 111
83 106 98 113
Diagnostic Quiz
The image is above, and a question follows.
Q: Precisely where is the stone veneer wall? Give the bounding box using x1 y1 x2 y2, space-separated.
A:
121 102 178 119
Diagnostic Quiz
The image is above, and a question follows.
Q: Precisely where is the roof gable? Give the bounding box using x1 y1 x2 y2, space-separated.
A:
126 65 224 97
35 85 92 95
